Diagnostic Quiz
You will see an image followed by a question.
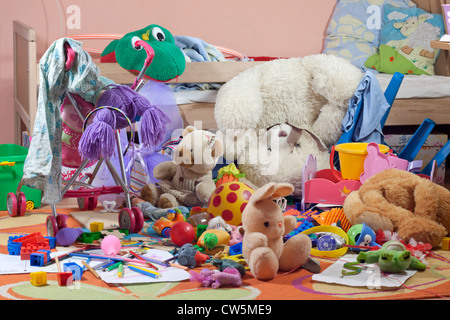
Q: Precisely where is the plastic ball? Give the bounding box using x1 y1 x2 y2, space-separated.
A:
206 181 254 226
101 235 122 256
170 221 195 247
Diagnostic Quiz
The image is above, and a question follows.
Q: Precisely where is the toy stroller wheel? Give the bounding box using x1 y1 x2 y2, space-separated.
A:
87 196 98 210
131 206 144 233
77 197 89 210
119 208 136 232
17 192 27 216
56 214 68 229
26 200 35 210
46 215 59 237
162 227 171 238
6 193 18 217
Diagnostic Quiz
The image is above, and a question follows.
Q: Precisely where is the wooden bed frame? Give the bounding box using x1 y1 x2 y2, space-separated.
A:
12 0 450 146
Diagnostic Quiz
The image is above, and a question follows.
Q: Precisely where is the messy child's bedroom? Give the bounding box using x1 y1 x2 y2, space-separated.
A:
1 0 450 305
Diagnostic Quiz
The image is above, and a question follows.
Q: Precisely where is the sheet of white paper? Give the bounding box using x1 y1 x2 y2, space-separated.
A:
312 254 416 288
96 249 190 284
0 249 190 284
0 251 99 275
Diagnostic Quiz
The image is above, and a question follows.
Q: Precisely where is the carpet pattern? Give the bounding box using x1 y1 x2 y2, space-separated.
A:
1 206 449 300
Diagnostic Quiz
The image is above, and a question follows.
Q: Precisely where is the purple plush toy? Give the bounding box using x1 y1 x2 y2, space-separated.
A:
189 267 242 289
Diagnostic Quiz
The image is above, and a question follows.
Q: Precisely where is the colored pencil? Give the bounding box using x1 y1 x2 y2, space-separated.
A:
129 250 158 270
81 260 101 279
128 264 161 279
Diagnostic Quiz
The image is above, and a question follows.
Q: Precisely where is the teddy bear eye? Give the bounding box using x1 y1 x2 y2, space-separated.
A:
264 222 269 227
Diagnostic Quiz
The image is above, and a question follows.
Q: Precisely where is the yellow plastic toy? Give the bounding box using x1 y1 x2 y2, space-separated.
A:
206 181 253 226
197 229 231 254
30 271 47 286
301 225 349 258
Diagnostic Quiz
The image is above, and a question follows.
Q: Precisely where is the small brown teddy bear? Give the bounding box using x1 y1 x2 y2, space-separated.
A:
343 169 450 248
242 182 315 280
141 126 223 208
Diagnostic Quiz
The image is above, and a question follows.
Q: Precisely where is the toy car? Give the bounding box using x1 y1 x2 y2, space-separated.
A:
152 208 185 237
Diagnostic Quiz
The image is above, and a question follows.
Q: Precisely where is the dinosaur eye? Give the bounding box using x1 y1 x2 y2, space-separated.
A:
152 27 166 42
131 36 142 50
264 222 269 227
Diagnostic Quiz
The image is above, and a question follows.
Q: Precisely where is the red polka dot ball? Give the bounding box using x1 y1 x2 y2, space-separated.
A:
206 181 254 226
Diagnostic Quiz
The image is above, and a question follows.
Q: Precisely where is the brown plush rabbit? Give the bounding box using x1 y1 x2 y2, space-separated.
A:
242 182 317 280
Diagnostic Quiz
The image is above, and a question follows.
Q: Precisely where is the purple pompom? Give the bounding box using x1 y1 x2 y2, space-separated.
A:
79 108 117 160
139 106 170 147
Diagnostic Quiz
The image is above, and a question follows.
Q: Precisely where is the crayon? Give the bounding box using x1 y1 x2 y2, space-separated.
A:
117 262 124 278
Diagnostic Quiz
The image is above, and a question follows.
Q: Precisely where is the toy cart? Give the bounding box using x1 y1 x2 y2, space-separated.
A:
7 40 156 237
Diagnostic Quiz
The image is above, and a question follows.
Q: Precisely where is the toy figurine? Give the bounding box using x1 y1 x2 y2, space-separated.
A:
189 267 242 289
357 240 426 273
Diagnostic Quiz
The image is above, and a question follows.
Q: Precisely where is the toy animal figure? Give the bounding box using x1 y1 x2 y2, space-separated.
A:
343 169 450 248
241 182 315 280
177 243 209 269
357 240 426 273
101 24 186 82
189 267 242 289
142 126 223 208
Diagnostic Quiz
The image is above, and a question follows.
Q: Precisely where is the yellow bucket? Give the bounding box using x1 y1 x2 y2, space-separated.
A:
334 142 389 180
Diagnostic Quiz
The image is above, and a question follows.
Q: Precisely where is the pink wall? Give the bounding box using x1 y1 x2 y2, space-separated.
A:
0 0 336 145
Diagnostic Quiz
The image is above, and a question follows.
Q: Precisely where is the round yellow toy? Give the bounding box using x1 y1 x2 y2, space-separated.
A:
206 181 253 226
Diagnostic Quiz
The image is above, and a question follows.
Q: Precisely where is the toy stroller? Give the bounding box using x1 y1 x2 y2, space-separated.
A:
7 39 172 237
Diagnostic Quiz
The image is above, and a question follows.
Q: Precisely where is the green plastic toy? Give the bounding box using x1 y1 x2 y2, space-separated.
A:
101 24 186 82
357 240 426 273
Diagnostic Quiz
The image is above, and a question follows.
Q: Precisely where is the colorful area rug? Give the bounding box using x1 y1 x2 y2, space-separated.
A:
1 206 449 300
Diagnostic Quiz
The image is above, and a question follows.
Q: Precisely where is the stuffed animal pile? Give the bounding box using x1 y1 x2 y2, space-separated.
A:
214 54 363 195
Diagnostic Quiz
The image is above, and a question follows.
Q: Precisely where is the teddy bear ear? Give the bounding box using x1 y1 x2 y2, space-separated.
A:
182 125 196 137
250 182 294 204
211 137 224 159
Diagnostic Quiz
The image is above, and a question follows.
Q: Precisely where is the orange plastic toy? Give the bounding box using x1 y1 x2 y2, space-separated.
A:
312 207 351 232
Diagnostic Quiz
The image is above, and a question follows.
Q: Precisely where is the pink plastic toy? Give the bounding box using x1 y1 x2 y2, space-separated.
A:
189 267 242 289
359 142 409 183
101 235 122 256
301 154 361 211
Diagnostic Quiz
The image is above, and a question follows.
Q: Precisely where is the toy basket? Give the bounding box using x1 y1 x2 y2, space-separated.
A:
0 144 41 212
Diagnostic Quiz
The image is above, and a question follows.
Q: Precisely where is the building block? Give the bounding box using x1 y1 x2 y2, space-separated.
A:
57 272 73 286
7 235 23 255
77 231 101 243
63 262 83 281
30 271 47 286
45 236 57 249
441 237 450 251
30 250 51 267
90 222 104 232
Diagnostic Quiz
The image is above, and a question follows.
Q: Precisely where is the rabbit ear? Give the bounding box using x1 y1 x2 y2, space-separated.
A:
250 182 294 204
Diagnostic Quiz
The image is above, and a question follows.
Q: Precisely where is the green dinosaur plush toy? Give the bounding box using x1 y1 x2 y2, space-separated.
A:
357 241 426 273
101 24 186 82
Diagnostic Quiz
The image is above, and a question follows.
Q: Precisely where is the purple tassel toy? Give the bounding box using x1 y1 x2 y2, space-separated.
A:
78 84 170 161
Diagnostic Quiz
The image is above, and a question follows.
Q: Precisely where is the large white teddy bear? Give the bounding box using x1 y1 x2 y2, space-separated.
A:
214 54 363 195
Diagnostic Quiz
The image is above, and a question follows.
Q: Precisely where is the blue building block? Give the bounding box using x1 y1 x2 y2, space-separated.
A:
7 235 23 255
30 253 45 267
30 249 51 266
63 262 83 281
45 236 57 249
